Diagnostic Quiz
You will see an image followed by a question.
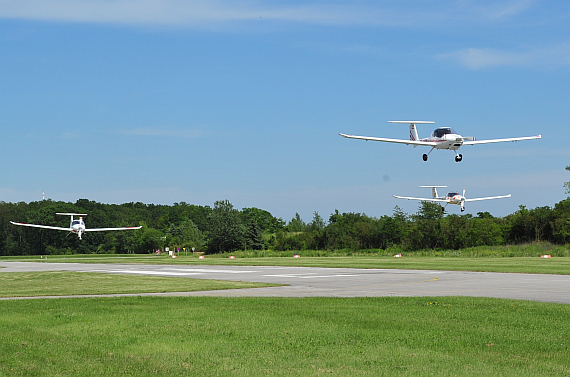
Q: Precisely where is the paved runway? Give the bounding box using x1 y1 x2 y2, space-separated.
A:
1 261 569 304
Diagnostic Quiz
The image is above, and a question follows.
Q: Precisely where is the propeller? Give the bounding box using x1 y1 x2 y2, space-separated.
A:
461 188 466 212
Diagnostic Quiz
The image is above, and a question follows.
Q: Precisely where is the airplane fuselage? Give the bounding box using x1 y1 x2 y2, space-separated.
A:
70 218 86 239
438 193 465 205
421 133 464 151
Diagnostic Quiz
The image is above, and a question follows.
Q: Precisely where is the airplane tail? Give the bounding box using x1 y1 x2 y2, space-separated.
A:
419 185 447 199
387 121 434 142
409 124 419 141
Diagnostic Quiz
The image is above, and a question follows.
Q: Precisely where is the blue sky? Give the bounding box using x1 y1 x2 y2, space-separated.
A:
1 0 569 223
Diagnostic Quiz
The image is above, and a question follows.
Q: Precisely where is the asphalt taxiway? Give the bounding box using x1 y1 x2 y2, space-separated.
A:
1 261 569 304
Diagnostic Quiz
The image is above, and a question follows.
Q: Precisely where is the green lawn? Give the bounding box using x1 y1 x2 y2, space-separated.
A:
1 296 569 376
1 257 569 375
0 271 279 297
4 253 569 275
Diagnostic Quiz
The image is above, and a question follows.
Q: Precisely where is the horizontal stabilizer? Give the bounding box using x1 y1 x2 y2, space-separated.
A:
56 213 88 216
388 121 435 124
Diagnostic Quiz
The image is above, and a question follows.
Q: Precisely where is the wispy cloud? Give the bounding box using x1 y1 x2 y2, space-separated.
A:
0 0 537 28
121 127 205 138
436 43 570 69
468 0 535 20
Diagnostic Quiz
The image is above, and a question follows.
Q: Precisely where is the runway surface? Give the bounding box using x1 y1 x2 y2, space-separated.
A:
1 261 569 304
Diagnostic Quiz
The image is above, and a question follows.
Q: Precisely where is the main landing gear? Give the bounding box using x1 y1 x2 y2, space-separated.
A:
423 152 463 162
422 148 435 162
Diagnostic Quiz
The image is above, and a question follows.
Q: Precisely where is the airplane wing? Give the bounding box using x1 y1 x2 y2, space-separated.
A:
464 194 511 202
85 226 142 232
462 135 541 145
393 195 448 203
10 221 71 231
339 133 438 147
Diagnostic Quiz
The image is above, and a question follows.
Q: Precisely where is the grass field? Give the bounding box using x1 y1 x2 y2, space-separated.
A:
3 253 570 275
0 271 280 298
1 296 569 376
1 250 570 375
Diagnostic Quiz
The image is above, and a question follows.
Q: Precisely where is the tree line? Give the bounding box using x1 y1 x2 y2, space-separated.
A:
0 192 569 256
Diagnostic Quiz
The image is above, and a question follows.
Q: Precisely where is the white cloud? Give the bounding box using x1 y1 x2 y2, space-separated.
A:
436 44 570 69
0 0 403 27
0 0 538 28
471 0 535 20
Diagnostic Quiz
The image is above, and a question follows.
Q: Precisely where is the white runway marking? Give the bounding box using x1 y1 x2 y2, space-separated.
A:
161 268 258 274
87 269 203 276
264 274 358 279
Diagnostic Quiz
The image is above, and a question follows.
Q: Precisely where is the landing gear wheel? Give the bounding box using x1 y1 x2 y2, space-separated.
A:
455 154 463 162
441 206 445 213
422 154 428 161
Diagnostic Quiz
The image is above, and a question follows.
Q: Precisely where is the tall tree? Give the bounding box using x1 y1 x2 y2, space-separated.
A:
207 200 245 254
240 207 285 233
245 220 264 250
287 213 306 232
308 211 325 231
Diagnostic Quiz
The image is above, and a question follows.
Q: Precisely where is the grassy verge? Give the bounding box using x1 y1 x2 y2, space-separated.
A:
0 272 280 298
3 254 569 275
1 296 569 376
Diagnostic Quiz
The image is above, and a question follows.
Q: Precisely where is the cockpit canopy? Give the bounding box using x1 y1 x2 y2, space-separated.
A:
431 127 457 138
71 220 82 226
447 192 459 197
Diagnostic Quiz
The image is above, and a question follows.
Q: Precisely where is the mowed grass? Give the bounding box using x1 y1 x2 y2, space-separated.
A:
0 272 279 297
5 253 570 275
1 296 569 376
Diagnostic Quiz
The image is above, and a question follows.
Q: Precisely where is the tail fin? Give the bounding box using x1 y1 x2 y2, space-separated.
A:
387 121 434 141
409 124 419 141
419 186 447 199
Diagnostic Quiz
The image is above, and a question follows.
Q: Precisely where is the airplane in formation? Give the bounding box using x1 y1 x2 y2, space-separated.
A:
339 121 541 162
393 186 511 212
10 213 142 240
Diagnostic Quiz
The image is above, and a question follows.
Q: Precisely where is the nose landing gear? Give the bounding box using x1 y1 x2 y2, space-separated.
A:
455 154 462 162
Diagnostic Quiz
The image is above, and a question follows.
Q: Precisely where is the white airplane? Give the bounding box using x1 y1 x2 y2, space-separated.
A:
393 186 511 212
339 121 541 162
10 213 142 240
